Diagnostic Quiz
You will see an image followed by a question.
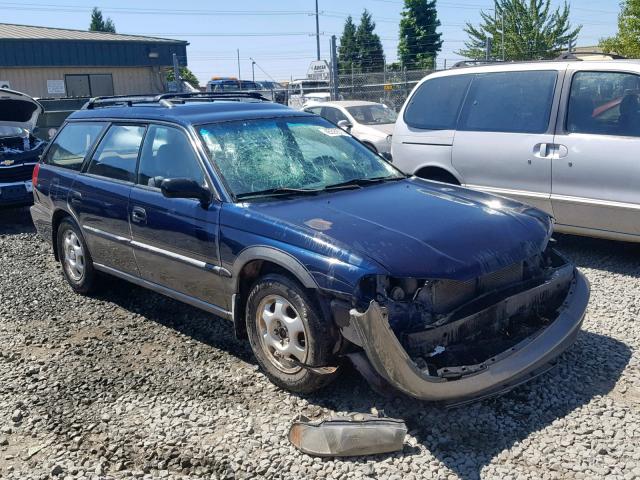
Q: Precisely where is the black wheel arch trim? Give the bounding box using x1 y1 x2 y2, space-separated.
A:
230 246 321 340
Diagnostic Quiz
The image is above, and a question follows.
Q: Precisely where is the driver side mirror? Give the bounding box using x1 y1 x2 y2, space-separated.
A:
337 119 353 132
160 178 212 206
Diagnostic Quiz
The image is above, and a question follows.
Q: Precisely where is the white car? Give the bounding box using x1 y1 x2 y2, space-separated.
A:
304 101 396 159
301 92 331 109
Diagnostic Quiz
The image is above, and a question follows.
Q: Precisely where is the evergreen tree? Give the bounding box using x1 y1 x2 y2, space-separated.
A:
89 7 116 33
398 0 443 70
338 16 359 74
601 0 640 58
356 10 385 73
166 67 200 89
459 0 580 61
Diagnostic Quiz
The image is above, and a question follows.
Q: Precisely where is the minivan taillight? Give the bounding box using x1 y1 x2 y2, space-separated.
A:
32 163 40 187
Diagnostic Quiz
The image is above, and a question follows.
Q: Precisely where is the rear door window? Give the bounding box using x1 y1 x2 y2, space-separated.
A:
403 75 472 130
459 70 558 134
567 71 640 137
44 122 106 170
86 124 145 182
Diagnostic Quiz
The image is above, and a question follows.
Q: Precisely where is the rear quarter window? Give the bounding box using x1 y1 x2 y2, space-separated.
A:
44 122 106 171
459 70 558 134
403 75 472 130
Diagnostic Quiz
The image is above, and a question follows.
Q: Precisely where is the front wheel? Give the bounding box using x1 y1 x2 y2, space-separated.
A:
246 274 339 393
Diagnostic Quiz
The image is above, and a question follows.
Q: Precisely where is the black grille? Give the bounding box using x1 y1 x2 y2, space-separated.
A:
0 163 35 183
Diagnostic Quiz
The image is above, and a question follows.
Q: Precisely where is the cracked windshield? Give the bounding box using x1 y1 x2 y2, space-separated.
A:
197 117 401 198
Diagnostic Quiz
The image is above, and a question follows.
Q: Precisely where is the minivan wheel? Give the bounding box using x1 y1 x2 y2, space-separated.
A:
246 274 339 393
416 168 460 185
56 218 98 294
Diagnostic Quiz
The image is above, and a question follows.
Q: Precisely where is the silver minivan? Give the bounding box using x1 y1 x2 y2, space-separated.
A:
392 60 640 242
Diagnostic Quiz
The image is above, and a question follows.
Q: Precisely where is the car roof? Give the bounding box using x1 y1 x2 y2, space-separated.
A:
67 100 313 127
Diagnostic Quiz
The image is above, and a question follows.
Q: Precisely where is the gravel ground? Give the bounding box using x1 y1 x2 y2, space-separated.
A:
0 206 638 480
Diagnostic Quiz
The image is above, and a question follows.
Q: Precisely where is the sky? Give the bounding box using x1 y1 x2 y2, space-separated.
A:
0 0 623 84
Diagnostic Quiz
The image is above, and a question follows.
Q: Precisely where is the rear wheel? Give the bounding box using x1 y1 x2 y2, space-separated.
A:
56 218 99 294
246 274 339 393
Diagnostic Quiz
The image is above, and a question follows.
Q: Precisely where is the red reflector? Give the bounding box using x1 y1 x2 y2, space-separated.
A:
32 163 40 186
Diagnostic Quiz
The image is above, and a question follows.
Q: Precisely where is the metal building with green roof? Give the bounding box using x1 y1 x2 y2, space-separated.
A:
0 23 188 98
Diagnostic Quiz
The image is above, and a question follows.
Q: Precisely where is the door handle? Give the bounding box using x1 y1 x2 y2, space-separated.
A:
533 143 550 158
69 191 82 204
555 144 568 158
131 206 147 224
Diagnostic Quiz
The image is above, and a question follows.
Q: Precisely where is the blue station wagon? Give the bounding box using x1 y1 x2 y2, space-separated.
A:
31 92 590 405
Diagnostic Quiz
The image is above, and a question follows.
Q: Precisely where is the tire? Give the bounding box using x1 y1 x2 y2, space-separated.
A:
245 273 339 393
56 218 99 294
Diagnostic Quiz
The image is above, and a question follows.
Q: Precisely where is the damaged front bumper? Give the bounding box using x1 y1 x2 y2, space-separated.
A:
346 265 590 405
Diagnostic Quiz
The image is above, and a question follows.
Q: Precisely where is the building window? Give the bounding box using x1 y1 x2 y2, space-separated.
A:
64 74 114 97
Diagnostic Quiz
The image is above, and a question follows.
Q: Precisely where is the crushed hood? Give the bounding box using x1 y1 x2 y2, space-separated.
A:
231 178 552 280
0 88 43 132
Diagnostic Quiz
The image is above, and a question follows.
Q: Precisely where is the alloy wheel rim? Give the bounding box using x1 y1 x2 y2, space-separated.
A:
63 230 85 282
256 294 308 374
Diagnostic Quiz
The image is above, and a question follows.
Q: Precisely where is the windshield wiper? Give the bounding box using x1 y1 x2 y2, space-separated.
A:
235 187 322 200
324 175 406 191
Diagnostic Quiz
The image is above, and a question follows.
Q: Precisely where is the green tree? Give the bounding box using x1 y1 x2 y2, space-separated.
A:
166 67 200 89
398 0 442 70
338 16 359 74
356 10 385 73
600 0 640 58
89 7 116 33
459 0 581 61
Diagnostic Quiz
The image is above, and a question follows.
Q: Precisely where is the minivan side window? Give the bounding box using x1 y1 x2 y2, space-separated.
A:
44 122 106 171
459 70 557 134
137 125 205 188
86 125 145 183
403 75 472 130
567 71 640 137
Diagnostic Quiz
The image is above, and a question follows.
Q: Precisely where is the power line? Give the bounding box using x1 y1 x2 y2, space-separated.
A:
0 2 315 15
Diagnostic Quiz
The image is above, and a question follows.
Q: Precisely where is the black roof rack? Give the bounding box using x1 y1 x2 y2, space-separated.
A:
82 91 270 110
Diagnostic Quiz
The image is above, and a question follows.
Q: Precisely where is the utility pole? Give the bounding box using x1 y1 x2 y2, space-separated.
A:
315 0 321 60
492 2 505 62
237 49 241 83
251 60 256 82
172 53 182 93
485 37 493 61
330 35 338 100
501 11 505 61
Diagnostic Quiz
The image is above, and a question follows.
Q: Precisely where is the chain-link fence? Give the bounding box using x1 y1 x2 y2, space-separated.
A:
336 69 432 111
